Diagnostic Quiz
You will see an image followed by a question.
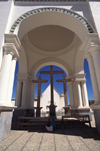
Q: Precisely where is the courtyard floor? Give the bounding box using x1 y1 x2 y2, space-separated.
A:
0 124 100 151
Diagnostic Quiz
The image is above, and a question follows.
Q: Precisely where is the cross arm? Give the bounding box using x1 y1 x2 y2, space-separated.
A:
53 71 64 74
39 71 51 74
56 79 73 82
32 79 48 83
41 80 48 83
56 79 64 82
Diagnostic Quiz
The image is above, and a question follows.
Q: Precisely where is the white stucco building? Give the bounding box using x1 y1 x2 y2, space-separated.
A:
34 84 65 112
0 0 100 139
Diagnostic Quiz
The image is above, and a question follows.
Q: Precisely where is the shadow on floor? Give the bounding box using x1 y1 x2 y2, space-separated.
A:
11 122 100 142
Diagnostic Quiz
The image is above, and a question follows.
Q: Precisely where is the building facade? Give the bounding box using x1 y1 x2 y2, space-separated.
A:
0 0 100 139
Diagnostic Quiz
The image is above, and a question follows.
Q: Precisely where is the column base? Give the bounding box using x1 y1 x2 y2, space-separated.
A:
63 106 70 114
70 107 92 120
70 107 90 113
91 104 100 134
0 106 16 140
47 104 57 118
12 107 34 122
34 107 43 117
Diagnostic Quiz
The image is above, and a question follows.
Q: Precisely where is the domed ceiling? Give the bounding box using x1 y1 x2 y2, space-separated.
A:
28 25 75 52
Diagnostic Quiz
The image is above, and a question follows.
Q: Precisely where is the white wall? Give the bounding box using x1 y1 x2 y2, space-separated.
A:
0 0 12 68
6 2 96 33
39 85 62 112
89 1 100 39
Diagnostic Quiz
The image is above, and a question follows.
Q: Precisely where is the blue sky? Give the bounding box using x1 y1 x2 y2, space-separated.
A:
12 59 94 104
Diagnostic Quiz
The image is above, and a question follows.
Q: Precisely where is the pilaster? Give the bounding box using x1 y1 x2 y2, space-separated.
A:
6 57 18 105
0 34 21 140
81 81 89 107
67 82 74 108
15 81 23 107
21 81 28 107
86 53 100 103
76 82 83 108
30 82 35 107
91 49 100 97
0 51 14 105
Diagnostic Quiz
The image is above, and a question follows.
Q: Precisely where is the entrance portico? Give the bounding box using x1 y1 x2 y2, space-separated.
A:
0 6 100 139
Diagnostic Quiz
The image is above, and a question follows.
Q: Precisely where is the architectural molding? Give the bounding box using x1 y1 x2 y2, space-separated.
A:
9 7 94 34
67 73 86 82
4 34 21 52
24 33 79 57
80 33 100 57
91 105 100 109
3 43 19 59
17 73 36 81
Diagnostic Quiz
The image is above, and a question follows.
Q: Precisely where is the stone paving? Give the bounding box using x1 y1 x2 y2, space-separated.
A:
0 125 100 151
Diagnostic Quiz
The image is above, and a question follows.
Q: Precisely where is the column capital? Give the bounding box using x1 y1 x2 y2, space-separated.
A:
17 80 22 83
67 74 86 82
12 55 19 61
22 80 28 84
17 73 29 81
81 81 86 84
28 75 37 81
85 53 92 60
4 34 21 52
3 43 19 58
31 82 36 86
90 49 100 55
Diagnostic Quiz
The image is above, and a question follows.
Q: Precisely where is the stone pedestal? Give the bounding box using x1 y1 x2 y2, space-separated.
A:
12 107 34 122
0 106 16 140
48 104 57 118
70 107 90 116
63 106 70 114
34 107 42 117
91 105 100 134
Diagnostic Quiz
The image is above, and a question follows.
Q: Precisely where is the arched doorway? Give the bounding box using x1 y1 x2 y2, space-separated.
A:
34 65 68 117
1 7 100 134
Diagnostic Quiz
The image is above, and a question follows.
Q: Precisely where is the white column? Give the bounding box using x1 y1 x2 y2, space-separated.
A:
81 81 89 107
86 54 100 102
6 57 17 105
15 81 22 107
30 82 35 107
76 82 83 107
91 50 100 94
68 82 75 108
73 82 77 107
21 81 27 107
0 52 13 104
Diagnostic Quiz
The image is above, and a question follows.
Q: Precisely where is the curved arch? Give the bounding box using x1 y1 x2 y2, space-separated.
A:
30 57 73 76
10 7 94 37
18 45 28 74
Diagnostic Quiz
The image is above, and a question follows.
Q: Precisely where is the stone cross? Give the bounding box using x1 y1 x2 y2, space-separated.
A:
56 75 73 114
32 76 48 117
40 65 64 117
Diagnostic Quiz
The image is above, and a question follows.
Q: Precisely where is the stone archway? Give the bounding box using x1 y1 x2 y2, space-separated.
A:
1 8 94 110
0 7 100 137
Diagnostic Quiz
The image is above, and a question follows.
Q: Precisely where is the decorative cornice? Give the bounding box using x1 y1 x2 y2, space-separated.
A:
3 43 19 58
67 73 86 82
4 34 21 52
9 7 94 34
17 73 36 81
80 33 100 57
